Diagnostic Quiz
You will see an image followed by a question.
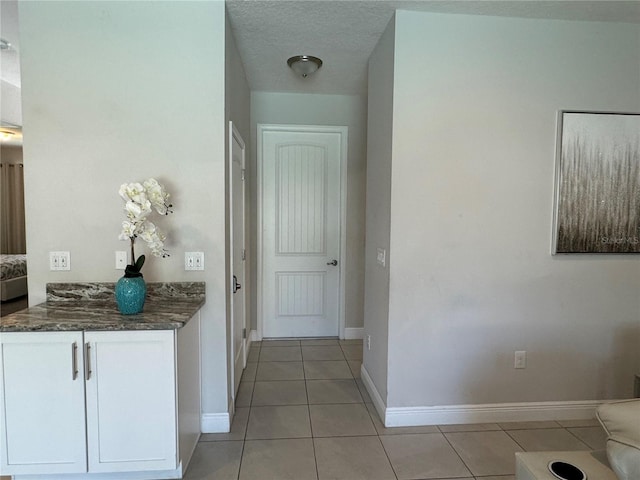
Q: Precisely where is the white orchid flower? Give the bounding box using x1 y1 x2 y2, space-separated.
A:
119 178 173 264
119 182 147 204
118 184 131 202
119 220 137 240
139 221 157 241
125 199 152 220
149 242 166 257
143 178 170 215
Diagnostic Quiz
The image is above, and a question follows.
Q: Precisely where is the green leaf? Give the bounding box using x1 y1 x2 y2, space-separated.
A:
123 254 145 278
134 254 146 272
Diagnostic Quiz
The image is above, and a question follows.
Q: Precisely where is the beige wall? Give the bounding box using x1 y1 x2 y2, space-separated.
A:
250 91 368 333
363 16 396 404
0 80 21 127
385 11 640 409
224 10 251 411
19 0 230 417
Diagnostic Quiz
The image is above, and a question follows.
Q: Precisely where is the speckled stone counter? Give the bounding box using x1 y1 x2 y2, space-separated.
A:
0 282 205 332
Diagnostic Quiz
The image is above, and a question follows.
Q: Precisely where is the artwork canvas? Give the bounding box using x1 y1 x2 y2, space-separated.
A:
553 111 640 253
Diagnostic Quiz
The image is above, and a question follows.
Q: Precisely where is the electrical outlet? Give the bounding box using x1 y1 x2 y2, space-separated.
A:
50 251 70 271
115 251 128 269
514 350 526 369
185 252 205 271
376 248 386 267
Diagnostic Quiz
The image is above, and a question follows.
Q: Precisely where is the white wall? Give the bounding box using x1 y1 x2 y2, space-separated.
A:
363 16 395 404
250 91 367 332
19 0 230 419
1 80 22 126
224 10 251 413
0 0 21 126
386 11 640 410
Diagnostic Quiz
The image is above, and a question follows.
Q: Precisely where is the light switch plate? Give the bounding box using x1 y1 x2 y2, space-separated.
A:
50 251 70 271
376 248 386 267
115 251 128 269
185 252 205 271
515 350 527 369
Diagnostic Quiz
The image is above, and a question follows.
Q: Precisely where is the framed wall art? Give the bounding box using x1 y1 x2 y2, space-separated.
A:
552 111 640 254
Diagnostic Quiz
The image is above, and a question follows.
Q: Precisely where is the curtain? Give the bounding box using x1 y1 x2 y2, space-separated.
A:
0 163 26 254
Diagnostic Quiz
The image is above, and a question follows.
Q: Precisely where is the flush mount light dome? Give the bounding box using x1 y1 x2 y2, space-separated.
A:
0 130 15 141
287 55 323 78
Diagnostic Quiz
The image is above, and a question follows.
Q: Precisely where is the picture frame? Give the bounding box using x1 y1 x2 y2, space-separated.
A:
552 111 640 254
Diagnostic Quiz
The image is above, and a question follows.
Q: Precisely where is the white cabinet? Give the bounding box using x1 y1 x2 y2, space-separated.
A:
0 332 88 475
85 330 177 473
0 327 195 478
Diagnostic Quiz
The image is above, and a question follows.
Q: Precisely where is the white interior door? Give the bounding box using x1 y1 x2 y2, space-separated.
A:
259 125 346 338
230 122 247 398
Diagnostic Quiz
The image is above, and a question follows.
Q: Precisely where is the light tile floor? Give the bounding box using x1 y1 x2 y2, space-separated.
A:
184 339 607 480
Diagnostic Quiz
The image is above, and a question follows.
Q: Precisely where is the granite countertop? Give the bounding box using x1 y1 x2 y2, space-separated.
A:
0 282 205 332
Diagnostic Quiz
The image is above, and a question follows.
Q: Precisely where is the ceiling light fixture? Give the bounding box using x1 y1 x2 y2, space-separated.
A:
287 55 323 78
0 130 15 141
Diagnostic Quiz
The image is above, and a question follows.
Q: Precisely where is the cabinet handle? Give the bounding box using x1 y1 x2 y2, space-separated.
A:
72 342 78 380
85 343 92 380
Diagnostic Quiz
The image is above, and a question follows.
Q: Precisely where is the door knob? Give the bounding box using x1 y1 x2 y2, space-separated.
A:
233 275 242 293
327 259 338 266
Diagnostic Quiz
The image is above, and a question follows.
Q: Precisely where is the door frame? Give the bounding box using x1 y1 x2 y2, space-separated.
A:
257 123 348 339
228 121 247 406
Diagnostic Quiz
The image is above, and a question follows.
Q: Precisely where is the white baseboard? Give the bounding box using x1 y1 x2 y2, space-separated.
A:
359 364 603 427
343 327 363 340
385 400 603 427
16 467 183 479
201 412 230 433
360 364 387 422
252 328 363 341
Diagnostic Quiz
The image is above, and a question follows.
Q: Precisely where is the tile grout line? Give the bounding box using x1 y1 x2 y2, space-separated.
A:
360 389 400 479
235 426 247 480
503 429 528 454
305 370 321 480
235 343 259 480
440 429 477 479
564 426 595 450
376 430 401 480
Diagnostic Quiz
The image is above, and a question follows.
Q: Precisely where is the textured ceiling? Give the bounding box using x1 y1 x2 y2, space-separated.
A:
226 0 640 95
226 1 397 95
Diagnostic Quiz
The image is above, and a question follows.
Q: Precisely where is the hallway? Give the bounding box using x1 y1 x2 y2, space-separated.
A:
184 339 605 479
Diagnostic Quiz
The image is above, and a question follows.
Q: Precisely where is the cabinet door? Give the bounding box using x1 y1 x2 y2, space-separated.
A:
84 330 177 473
0 331 87 475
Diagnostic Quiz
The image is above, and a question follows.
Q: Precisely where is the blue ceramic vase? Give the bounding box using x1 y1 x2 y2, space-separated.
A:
115 275 147 315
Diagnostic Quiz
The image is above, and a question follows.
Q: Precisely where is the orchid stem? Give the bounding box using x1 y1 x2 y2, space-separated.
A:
130 237 135 265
